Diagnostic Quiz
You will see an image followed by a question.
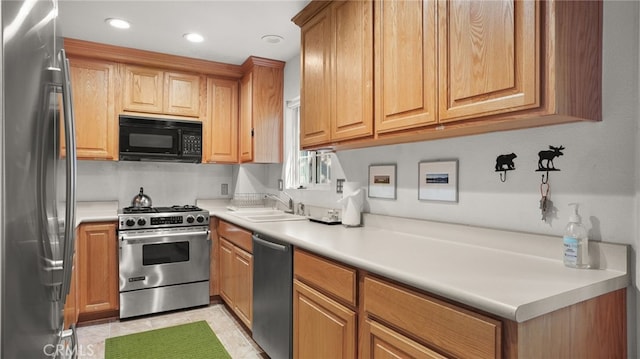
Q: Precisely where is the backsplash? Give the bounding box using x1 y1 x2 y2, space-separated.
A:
76 160 234 207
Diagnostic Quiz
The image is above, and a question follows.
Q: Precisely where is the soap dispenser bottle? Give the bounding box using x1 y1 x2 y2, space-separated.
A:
563 203 589 268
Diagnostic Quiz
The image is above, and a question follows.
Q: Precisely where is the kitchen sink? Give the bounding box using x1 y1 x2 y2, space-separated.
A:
227 208 307 223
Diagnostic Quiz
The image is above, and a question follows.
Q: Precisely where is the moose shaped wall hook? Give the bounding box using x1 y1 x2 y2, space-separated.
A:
536 145 564 184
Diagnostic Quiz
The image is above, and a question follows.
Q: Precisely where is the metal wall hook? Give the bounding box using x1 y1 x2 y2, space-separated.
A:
536 145 564 185
495 153 517 183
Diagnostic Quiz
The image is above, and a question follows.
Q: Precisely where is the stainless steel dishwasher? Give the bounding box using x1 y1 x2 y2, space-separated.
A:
252 233 293 359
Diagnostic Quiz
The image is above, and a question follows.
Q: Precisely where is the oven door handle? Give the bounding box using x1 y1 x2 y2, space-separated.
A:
120 229 209 244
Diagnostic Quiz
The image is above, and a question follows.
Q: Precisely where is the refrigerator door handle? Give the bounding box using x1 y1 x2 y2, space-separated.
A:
59 49 77 301
58 324 78 359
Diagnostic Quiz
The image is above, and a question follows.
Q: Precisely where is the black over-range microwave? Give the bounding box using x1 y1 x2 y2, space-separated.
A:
119 115 202 163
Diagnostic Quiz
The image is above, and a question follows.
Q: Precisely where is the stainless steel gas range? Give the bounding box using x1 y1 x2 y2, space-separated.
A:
118 205 210 319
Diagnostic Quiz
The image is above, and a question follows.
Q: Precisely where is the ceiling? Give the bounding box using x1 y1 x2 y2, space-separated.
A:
57 0 310 65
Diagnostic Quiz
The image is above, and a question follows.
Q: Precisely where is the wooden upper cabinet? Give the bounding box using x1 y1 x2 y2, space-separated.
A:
123 65 164 114
299 7 332 147
68 57 118 160
239 72 253 162
164 71 202 117
438 0 538 122
123 65 202 118
239 57 284 163
296 1 373 148
375 0 437 134
204 77 238 163
331 0 373 141
295 0 602 150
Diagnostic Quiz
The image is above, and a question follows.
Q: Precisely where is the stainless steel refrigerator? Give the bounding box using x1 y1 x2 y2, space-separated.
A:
1 0 78 357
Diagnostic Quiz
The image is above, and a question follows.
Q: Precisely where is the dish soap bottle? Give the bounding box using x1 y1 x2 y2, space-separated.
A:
563 203 589 268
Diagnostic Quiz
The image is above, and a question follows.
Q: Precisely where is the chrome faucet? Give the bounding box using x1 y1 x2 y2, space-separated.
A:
264 192 294 214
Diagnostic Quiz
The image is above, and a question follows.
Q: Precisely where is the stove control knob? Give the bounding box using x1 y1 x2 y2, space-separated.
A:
186 215 195 224
137 218 147 226
125 218 136 227
196 215 205 223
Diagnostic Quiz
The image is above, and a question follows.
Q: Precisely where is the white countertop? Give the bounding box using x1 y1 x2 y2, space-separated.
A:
75 201 119 226
74 200 628 323
196 199 629 323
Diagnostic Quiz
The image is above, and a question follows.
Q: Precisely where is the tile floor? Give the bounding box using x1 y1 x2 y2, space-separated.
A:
75 304 264 358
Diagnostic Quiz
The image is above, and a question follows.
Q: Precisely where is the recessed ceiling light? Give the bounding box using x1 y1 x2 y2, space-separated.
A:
105 18 130 29
183 33 204 43
261 35 284 44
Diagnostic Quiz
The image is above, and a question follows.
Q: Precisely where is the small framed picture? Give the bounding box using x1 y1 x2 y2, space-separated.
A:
418 160 458 202
368 164 396 199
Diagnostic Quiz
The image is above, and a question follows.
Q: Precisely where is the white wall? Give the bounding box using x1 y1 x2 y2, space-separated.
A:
76 161 233 207
274 1 639 355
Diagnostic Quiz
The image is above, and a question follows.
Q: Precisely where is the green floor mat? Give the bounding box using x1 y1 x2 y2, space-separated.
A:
105 320 231 359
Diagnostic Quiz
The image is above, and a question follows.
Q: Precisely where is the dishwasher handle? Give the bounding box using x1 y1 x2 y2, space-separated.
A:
253 234 289 252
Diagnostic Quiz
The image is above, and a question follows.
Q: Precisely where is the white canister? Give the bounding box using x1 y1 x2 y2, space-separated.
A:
338 182 363 227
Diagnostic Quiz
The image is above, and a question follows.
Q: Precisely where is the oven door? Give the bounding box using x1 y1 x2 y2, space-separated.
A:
119 227 210 292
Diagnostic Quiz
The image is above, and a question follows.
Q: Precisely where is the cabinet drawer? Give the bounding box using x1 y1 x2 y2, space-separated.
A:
361 319 447 359
218 220 252 253
294 249 356 306
364 276 501 359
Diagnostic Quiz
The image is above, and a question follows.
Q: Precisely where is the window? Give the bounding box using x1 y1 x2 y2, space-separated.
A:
284 98 332 189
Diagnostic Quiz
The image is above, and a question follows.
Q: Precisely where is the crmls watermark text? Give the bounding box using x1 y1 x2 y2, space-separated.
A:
43 343 95 357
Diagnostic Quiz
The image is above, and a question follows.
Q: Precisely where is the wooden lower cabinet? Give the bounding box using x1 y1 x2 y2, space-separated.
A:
361 319 446 359
219 238 234 304
76 222 119 321
293 279 356 359
293 249 358 359
217 221 253 329
291 248 626 359
363 275 501 359
233 246 253 326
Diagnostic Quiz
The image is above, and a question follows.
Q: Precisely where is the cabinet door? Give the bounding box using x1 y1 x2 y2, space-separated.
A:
251 64 283 163
205 78 238 163
300 6 332 147
239 72 253 162
77 222 118 317
219 238 235 305
438 0 538 122
331 0 373 141
123 65 164 114
293 279 356 359
68 58 117 160
360 319 447 359
233 246 253 328
375 0 437 133
164 71 201 117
